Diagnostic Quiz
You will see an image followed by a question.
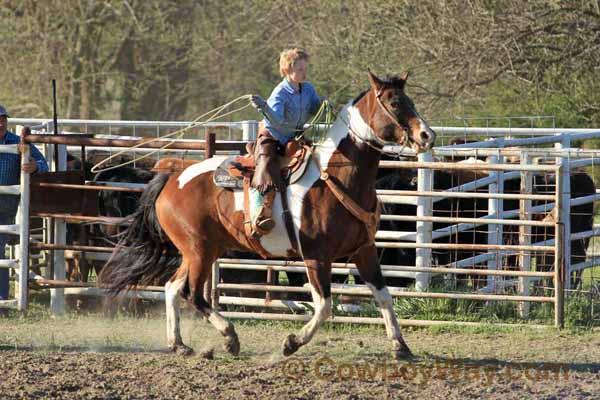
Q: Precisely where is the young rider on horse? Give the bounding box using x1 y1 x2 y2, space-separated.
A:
250 48 325 237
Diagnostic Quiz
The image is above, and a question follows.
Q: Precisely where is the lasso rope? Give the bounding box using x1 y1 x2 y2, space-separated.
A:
92 96 337 173
90 95 254 173
301 99 335 145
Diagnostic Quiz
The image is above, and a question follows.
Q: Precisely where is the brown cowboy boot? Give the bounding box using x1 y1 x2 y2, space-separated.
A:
252 190 276 237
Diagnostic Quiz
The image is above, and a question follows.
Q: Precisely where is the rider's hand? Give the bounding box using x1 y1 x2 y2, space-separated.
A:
251 95 267 112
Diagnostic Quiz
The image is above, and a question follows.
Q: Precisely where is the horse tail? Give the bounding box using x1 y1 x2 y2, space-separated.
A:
98 173 179 296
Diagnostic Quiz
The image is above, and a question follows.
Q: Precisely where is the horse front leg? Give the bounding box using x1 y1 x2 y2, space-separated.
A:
283 259 332 356
352 245 413 359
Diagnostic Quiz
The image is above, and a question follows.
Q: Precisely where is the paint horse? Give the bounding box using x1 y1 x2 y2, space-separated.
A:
99 71 436 359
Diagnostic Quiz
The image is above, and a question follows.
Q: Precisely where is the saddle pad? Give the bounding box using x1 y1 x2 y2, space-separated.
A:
213 156 244 189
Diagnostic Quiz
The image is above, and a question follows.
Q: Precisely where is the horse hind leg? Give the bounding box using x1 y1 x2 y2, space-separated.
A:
165 267 192 355
182 250 240 356
283 259 332 356
352 245 413 359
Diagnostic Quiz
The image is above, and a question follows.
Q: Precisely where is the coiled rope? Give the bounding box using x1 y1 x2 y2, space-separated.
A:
91 95 254 173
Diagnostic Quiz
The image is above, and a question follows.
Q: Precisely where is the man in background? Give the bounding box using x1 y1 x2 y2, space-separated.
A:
0 105 49 305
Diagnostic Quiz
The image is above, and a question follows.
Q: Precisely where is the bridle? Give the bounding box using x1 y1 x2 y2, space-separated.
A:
347 88 413 156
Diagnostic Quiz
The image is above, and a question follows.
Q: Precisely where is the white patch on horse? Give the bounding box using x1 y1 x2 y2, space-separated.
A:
366 282 403 341
177 156 227 189
258 192 294 256
347 104 377 143
314 102 355 169
257 162 322 257
233 190 244 211
207 310 232 334
165 277 186 348
297 284 332 344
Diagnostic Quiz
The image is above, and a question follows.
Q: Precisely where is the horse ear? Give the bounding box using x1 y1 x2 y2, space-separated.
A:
400 71 409 82
367 69 383 92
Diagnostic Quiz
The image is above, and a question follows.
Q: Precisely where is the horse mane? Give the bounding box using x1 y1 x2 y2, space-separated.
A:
352 90 369 105
352 74 406 105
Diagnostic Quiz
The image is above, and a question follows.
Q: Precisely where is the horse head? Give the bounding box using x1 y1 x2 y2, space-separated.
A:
355 70 436 153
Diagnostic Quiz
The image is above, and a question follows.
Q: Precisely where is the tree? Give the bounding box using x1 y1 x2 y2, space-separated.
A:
1 0 599 128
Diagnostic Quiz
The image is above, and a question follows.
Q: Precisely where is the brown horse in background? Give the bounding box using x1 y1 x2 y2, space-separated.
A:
99 71 436 359
151 158 199 173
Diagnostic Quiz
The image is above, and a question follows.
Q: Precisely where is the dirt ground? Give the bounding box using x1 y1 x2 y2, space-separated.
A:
0 310 599 399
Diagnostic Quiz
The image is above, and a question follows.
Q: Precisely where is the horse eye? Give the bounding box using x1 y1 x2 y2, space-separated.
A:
390 98 403 108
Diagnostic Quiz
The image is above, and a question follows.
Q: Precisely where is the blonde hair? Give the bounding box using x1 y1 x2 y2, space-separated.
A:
279 48 310 77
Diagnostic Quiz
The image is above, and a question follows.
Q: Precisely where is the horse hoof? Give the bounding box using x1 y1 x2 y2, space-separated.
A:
224 334 240 356
170 344 194 357
393 341 414 360
283 334 301 357
200 348 215 360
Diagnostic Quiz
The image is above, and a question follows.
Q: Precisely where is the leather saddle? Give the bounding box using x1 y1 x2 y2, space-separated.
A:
213 139 312 190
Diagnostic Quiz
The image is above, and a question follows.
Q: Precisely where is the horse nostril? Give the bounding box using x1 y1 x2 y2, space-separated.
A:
420 131 431 143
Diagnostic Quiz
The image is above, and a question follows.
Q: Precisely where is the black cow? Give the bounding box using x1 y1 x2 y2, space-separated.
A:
375 164 490 289
503 171 595 289
65 159 156 282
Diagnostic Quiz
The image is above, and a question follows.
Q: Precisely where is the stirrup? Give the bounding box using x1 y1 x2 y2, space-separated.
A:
256 217 275 232
251 217 275 239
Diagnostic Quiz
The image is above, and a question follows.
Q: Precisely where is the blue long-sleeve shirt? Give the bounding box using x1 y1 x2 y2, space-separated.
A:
262 79 322 144
0 130 49 215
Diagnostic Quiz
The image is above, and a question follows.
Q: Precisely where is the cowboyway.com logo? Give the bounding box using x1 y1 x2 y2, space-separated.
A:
281 356 570 385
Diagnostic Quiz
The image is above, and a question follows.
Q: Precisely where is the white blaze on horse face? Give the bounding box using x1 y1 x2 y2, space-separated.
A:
416 111 436 149
177 156 227 189
409 118 435 152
